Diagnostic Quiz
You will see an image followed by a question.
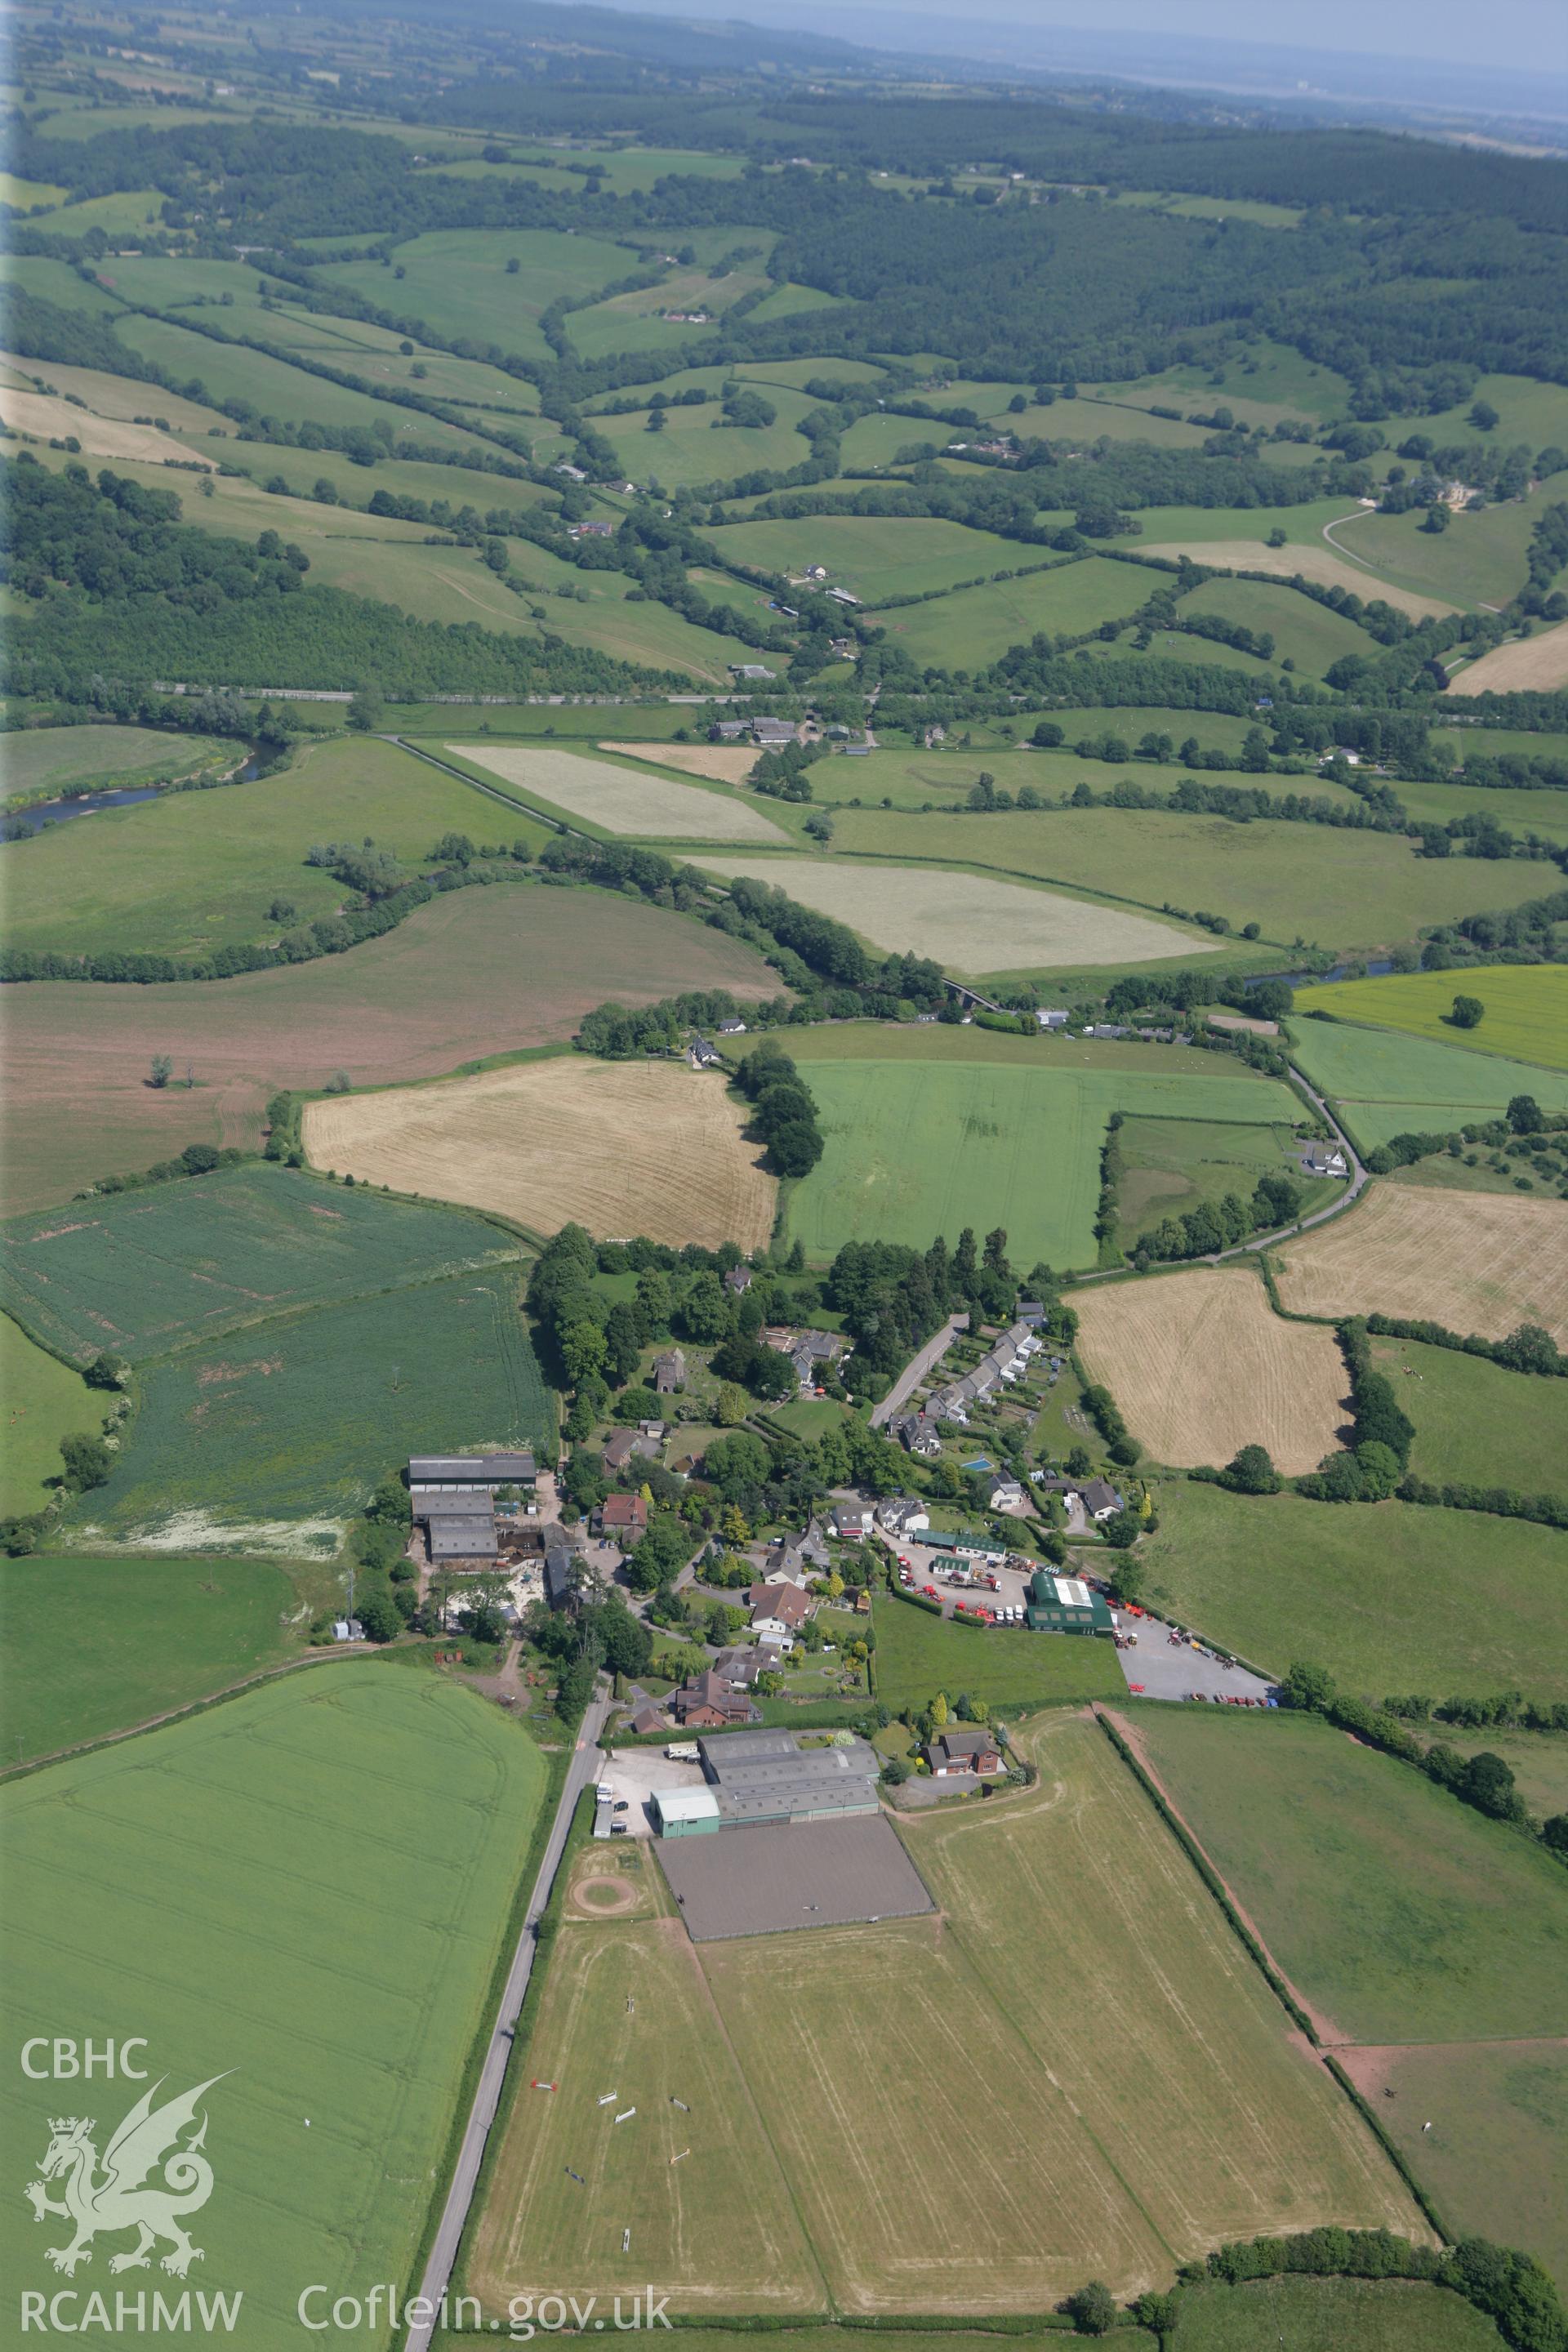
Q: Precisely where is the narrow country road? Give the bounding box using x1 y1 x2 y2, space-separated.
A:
404 1686 612 2352
871 1313 969 1428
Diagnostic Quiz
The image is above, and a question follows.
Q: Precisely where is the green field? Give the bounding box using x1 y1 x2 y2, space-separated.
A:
74 1268 549 1544
1137 1479 1568 1706
0 725 234 803
593 389 817 492
0 1160 523 1366
704 512 1024 604
876 557 1154 665
0 1665 547 2344
828 807 1556 955
1115 1115 1334 1243
1352 2042 1568 2292
1325 490 1550 611
107 309 490 454
1177 575 1378 677
873 1591 1125 1709
1124 1706 1568 2047
1295 967 1568 1075
1285 1016 1568 1148
1171 2278 1503 2349
1368 1335 1568 1494
0 1552 310 1762
2 734 541 962
0 1316 91 1520
785 1053 1301 1267
318 228 643 363
1392 773 1568 846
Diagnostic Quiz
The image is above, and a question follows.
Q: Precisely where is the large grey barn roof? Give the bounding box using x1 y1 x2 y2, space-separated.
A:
429 1518 497 1561
697 1731 881 1824
408 1451 536 1485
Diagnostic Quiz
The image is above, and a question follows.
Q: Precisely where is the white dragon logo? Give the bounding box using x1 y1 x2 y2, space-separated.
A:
24 2074 230 2278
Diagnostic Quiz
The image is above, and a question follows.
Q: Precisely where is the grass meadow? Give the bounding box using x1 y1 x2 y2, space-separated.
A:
879 558 1155 666
3 733 542 964
1285 1013 1568 1125
76 1268 550 1544
1294 967 1568 1076
1341 2042 1568 2292
0 724 233 802
1321 492 1550 612
1120 1707 1568 2046
703 513 1025 603
0 1552 310 1762
317 228 641 362
826 807 1556 955
1171 2278 1504 2349
0 1665 547 2340
0 1316 91 1519
872 1589 1125 1712
1368 1335 1568 1494
783 1050 1303 1266
1176 575 1379 676
1 1162 522 1366
1137 1481 1568 1708
468 1914 825 2318
1115 1114 1334 1242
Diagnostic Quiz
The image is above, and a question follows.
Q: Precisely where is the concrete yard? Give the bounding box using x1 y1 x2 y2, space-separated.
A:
657 1813 934 1941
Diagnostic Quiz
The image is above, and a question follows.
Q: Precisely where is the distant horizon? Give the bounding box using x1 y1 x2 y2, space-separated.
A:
597 0 1568 120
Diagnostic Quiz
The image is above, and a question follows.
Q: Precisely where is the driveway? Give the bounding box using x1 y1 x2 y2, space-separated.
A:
871 1313 968 1428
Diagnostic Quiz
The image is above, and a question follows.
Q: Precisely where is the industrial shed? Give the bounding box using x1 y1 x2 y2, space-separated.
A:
696 1728 881 1828
652 1787 721 1838
1024 1570 1115 1636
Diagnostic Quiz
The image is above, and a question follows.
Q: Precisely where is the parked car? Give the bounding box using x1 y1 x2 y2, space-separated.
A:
612 1800 630 1812
609 1823 629 1835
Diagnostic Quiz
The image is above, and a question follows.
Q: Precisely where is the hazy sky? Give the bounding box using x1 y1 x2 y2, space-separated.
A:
781 0 1568 74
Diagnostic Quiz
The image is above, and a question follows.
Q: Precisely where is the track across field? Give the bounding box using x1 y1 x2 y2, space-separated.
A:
1075 1267 1346 1473
305 1058 776 1253
1271 1183 1568 1343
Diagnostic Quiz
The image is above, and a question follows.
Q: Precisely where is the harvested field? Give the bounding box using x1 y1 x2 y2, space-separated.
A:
467 1915 824 2317
0 888 777 1214
654 1815 933 1941
304 1058 776 1252
1074 1267 1346 1473
691 857 1214 971
1136 537 1454 618
1448 620 1568 696
0 384 210 464
1336 2041 1568 2289
602 740 759 785
448 743 786 840
1272 1183 1568 1342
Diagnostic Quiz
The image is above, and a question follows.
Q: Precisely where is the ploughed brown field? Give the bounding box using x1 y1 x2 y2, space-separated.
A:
0 889 777 1214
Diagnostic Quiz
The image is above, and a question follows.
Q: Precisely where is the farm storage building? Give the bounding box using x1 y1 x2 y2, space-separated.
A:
696 1728 880 1827
1024 1571 1115 1636
653 1788 722 1838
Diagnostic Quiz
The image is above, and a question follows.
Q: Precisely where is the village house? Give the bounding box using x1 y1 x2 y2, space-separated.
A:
764 1521 832 1582
602 1427 661 1472
1301 1143 1349 1178
984 1472 1026 1512
1079 1478 1125 1523
724 1262 754 1292
594 1492 649 1544
712 1644 773 1688
828 1504 873 1542
673 1670 760 1728
923 1726 1003 1776
717 1018 749 1038
688 1035 719 1070
879 1496 932 1539
746 1581 813 1644
892 1410 944 1458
